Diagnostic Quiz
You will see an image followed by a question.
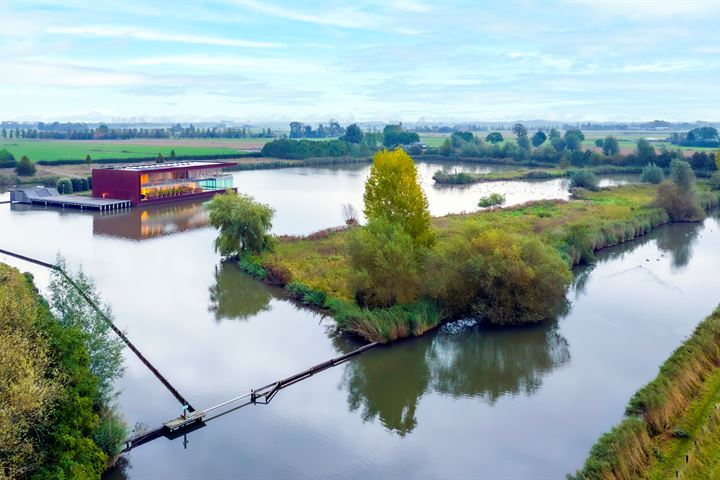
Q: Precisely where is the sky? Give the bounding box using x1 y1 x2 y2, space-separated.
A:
1 0 719 124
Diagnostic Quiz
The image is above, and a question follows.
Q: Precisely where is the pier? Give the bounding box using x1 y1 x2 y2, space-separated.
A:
10 187 131 211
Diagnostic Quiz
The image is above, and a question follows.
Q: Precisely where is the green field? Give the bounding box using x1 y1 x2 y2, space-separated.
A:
419 135 450 147
0 139 248 162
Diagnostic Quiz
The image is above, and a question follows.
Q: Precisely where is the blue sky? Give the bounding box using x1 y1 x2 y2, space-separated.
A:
1 0 719 123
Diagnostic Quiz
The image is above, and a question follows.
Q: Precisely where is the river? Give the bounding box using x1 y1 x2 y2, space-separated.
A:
0 162 716 478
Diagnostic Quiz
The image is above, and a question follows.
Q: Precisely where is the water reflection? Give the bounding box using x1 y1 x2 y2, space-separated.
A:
655 220 702 270
428 322 570 403
338 320 570 436
208 262 273 322
93 200 209 240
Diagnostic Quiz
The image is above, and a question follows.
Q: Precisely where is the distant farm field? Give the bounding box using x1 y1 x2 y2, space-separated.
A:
0 138 272 163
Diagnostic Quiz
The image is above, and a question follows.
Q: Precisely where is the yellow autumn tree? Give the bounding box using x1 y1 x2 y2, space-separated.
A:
363 149 433 248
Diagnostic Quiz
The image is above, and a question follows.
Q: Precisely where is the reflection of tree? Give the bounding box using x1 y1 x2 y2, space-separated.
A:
571 264 593 297
208 262 272 322
341 338 431 436
655 221 701 270
427 324 570 404
338 321 570 435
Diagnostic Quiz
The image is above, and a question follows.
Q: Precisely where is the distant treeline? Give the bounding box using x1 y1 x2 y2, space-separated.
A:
669 126 720 148
35 152 260 166
431 127 719 172
0 124 274 140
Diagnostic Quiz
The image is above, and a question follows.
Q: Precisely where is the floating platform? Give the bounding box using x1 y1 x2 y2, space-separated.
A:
9 187 132 211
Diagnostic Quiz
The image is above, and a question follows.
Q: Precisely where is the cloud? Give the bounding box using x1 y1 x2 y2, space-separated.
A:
47 25 283 48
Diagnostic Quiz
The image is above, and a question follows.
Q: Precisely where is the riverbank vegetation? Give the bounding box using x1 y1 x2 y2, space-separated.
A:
569 306 720 480
215 150 719 344
0 261 126 478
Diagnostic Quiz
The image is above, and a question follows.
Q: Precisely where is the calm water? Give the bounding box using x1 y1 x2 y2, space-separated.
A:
0 164 715 479
230 162 635 235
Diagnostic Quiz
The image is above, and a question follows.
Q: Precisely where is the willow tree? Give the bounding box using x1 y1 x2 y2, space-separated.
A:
207 191 275 258
363 149 433 248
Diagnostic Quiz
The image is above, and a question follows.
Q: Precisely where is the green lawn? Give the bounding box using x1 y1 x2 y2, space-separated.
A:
0 139 247 162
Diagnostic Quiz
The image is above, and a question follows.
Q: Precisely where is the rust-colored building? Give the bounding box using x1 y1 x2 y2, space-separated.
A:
92 161 235 206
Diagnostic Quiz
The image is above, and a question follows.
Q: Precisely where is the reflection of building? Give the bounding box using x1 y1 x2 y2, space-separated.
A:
93 199 210 240
92 161 235 206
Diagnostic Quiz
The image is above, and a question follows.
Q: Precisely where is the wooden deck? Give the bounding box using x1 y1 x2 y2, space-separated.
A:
10 187 131 211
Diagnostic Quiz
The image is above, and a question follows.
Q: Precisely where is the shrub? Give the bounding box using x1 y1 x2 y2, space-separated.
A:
207 191 275 258
569 169 599 191
653 181 704 222
709 172 720 191
640 163 663 184
477 193 506 208
424 228 571 325
70 177 83 192
0 148 16 168
14 155 36 176
669 158 695 192
56 178 73 194
348 216 423 308
79 177 89 191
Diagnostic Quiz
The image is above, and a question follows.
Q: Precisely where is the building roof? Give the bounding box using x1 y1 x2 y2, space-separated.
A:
95 161 235 173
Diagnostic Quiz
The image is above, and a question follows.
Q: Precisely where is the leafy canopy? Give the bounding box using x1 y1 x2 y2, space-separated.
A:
208 191 275 258
363 149 433 248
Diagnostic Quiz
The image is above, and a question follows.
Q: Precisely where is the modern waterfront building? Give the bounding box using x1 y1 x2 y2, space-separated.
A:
91 161 236 206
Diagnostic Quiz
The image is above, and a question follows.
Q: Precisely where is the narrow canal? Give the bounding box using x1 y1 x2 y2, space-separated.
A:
0 163 715 478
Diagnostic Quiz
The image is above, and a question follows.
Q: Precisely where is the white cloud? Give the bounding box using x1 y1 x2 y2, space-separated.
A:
47 25 283 48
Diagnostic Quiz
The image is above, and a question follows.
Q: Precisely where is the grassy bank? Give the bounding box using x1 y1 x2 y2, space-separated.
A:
570 306 720 480
432 166 644 185
243 184 718 343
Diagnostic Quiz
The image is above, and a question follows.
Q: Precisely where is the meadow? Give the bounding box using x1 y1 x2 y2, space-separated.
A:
0 139 254 163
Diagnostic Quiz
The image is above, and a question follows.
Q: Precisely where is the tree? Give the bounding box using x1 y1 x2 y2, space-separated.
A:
532 131 547 147
715 149 720 171
602 136 620 156
563 129 585 151
289 122 303 138
485 132 504 144
85 154 92 167
636 139 656 164
669 158 695 193
57 178 73 194
548 128 561 141
594 139 603 147
363 149 433 248
207 191 275 258
0 148 15 166
15 155 36 176
341 123 364 144
517 134 531 150
653 159 704 221
156 153 164 163
170 149 176 160
512 123 527 137
348 217 422 307
382 124 419 147
48 257 125 405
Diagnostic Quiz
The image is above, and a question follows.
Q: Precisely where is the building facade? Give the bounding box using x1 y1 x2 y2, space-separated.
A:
92 161 235 206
